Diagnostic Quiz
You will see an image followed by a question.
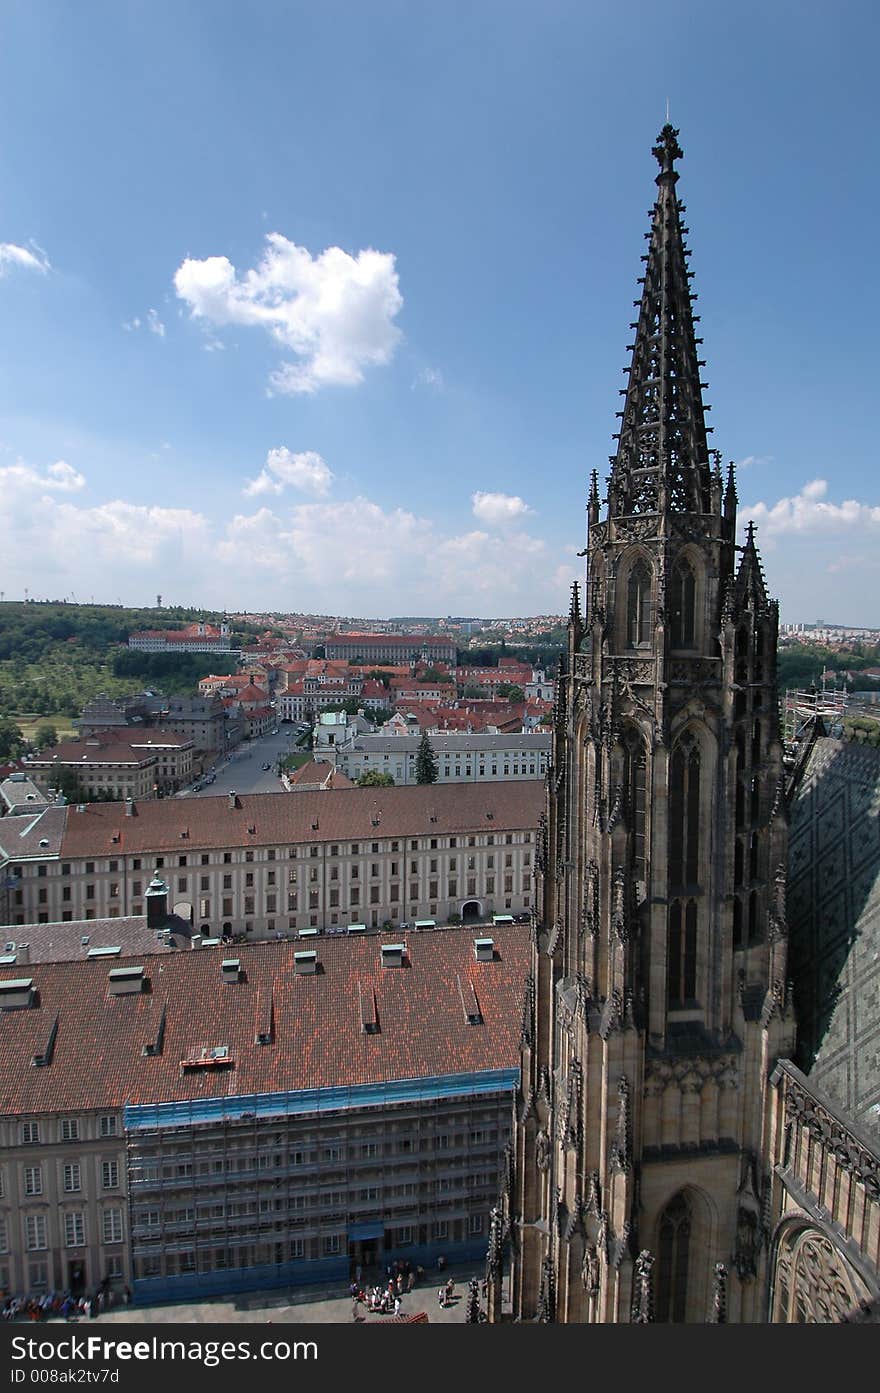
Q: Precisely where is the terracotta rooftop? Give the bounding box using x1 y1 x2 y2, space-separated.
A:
0 925 530 1114
287 761 355 790
58 782 544 858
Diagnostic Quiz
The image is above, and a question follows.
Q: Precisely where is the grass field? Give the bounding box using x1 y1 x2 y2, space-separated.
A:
9 713 77 744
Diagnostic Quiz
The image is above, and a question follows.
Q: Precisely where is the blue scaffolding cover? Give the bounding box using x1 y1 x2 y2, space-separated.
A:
348 1221 385 1241
123 1067 518 1131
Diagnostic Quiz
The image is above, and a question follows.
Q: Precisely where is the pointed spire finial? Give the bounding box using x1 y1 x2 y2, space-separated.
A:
652 122 683 178
569 580 582 623
725 460 737 497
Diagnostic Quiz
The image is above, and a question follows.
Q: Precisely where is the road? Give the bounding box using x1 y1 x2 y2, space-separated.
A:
180 725 306 798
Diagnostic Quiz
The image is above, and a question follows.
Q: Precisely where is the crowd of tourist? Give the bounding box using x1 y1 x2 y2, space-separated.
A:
1 1281 130 1321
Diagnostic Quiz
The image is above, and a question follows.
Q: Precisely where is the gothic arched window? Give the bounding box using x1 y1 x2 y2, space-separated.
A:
667 898 697 1007
669 736 700 891
656 1192 691 1323
626 560 652 648
623 728 647 881
772 1229 864 1324
670 557 697 648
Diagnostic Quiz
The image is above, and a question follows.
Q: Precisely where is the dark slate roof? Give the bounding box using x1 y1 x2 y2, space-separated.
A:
788 736 880 1143
0 806 67 862
0 925 529 1115
0 916 187 964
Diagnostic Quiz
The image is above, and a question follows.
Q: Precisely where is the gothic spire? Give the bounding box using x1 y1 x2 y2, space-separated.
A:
608 124 715 519
734 520 770 610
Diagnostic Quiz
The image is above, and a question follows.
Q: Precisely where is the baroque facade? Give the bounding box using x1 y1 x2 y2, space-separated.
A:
487 126 880 1324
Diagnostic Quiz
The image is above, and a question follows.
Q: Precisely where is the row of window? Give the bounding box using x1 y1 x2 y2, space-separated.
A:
135 1214 483 1276
11 1210 125 1251
22 1160 119 1195
41 832 531 877
19 1117 117 1145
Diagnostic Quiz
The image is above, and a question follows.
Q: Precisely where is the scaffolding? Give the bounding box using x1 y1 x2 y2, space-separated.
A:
783 680 848 757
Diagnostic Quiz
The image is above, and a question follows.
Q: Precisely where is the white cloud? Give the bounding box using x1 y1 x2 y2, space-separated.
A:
471 491 534 526
737 454 773 470
743 478 880 536
0 455 572 614
0 241 50 276
244 447 333 498
123 309 166 338
0 458 85 493
412 366 444 391
174 234 403 394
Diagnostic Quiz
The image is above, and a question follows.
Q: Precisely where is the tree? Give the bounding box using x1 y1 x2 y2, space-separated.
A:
35 723 59 749
462 683 488 699
415 731 439 784
497 683 526 704
0 718 25 760
356 770 395 787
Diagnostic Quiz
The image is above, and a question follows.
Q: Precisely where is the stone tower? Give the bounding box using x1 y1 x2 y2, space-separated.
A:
492 125 796 1323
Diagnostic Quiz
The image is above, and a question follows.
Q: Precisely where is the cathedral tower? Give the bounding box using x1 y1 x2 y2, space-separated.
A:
491 125 796 1323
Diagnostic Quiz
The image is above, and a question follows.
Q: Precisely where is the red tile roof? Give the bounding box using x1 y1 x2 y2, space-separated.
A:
0 926 530 1113
287 761 355 790
59 782 544 858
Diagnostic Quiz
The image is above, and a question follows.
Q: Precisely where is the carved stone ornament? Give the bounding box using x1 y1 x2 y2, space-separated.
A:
632 1249 655 1322
612 516 659 545
537 1257 556 1324
535 1129 551 1173
710 1263 729 1323
582 1242 600 1296
783 1076 880 1199
610 1074 632 1174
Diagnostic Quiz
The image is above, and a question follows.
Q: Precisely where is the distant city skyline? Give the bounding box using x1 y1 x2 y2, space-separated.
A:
1 3 878 623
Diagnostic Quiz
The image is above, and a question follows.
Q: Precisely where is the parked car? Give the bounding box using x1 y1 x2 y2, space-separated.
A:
262 762 271 771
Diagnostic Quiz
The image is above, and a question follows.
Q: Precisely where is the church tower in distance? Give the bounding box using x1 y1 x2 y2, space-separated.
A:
489 125 796 1323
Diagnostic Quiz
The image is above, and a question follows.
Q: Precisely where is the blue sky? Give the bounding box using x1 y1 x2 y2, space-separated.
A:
1 0 878 622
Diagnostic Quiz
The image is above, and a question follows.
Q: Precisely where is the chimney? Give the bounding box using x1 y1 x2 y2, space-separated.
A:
191 934 203 950
145 875 169 930
228 791 239 809
15 942 30 965
125 798 136 816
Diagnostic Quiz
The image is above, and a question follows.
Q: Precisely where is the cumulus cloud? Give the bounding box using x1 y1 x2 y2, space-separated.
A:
471 491 534 526
0 454 572 613
173 234 403 393
244 447 333 498
743 479 880 536
0 241 50 276
0 458 85 493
